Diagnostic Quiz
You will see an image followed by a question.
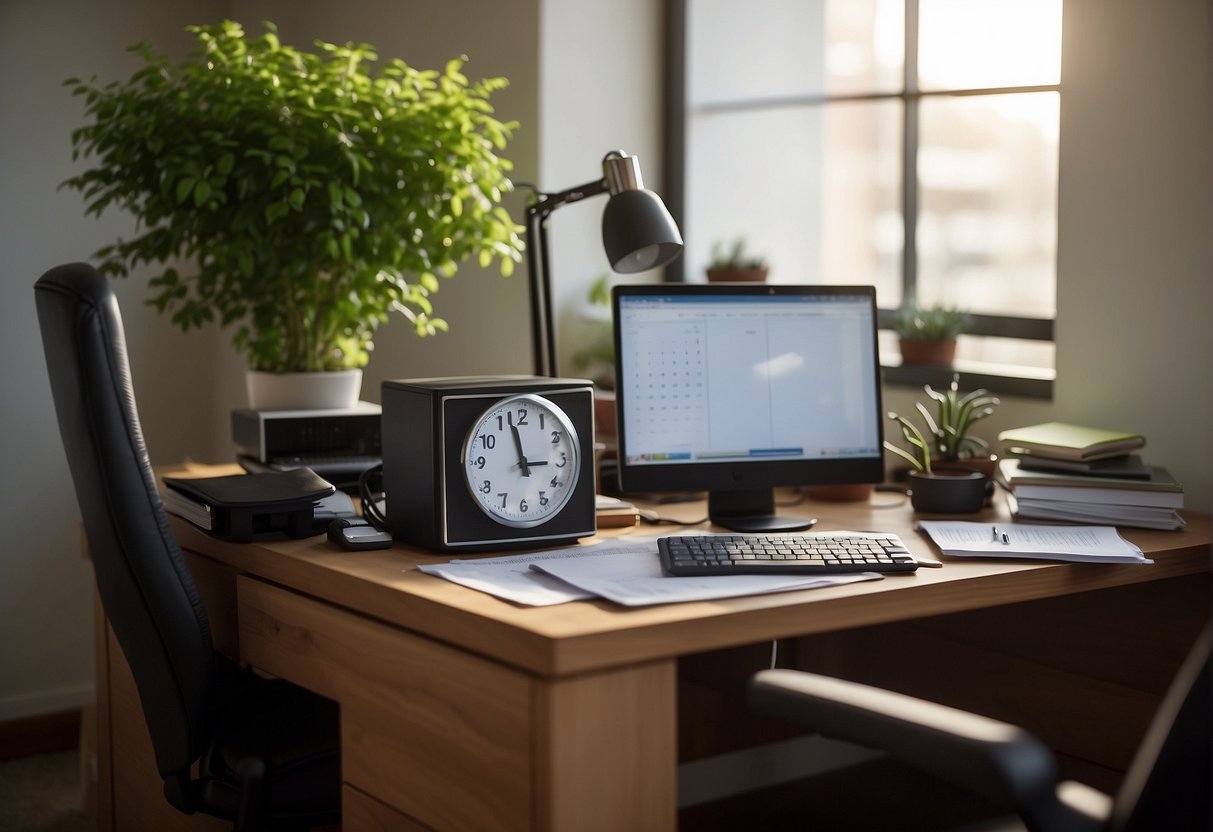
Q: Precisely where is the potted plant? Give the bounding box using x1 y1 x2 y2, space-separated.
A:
706 237 768 282
914 374 1000 478
893 303 969 366
63 20 523 409
885 410 987 514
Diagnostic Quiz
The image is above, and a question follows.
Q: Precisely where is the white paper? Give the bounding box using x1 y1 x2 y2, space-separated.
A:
416 538 659 606
529 549 881 607
418 535 884 606
916 521 1153 564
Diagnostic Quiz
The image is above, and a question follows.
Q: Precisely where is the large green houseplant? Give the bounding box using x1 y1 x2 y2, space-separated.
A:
64 21 523 406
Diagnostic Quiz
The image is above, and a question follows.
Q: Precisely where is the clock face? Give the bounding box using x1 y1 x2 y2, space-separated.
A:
462 394 582 528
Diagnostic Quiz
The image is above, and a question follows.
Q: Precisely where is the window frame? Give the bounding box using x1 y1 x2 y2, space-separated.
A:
663 0 1059 399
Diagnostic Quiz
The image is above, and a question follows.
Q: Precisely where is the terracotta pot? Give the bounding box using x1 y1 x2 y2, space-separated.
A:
898 338 956 366
907 470 986 514
932 454 998 479
706 266 768 283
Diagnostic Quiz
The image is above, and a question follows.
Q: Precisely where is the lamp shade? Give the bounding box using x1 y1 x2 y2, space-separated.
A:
601 188 684 274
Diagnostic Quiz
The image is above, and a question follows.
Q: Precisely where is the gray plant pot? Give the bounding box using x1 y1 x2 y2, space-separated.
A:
907 470 987 514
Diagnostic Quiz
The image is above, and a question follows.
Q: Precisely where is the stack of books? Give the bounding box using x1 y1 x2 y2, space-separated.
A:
996 422 1184 530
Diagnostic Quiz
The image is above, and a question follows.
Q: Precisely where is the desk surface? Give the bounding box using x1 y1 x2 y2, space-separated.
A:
165 463 1211 679
96 465 1210 831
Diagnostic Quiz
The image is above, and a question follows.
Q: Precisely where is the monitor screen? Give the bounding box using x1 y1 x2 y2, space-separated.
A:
612 283 884 531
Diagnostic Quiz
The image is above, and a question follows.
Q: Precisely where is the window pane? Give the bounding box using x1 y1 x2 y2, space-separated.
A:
685 100 900 303
822 100 903 306
918 0 1063 91
917 91 1059 319
688 0 904 106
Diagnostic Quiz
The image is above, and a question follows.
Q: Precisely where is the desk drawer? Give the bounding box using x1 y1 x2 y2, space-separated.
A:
237 577 532 831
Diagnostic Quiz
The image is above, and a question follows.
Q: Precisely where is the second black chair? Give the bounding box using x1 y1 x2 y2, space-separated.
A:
748 625 1210 831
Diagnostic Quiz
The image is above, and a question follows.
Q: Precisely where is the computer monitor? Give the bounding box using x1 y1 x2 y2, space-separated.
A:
612 283 885 532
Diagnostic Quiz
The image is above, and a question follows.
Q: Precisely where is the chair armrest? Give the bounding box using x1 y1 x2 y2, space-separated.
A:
748 669 1104 832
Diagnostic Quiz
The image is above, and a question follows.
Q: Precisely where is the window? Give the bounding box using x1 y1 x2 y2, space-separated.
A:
666 0 1063 396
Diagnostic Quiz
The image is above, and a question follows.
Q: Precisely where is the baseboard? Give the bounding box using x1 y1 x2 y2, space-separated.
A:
0 707 83 760
0 682 95 722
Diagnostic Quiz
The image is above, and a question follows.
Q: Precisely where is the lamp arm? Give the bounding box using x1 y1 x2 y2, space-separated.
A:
529 177 609 218
525 207 554 376
525 177 610 376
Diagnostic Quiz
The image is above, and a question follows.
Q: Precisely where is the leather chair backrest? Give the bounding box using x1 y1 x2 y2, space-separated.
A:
35 263 214 780
1112 623 1211 831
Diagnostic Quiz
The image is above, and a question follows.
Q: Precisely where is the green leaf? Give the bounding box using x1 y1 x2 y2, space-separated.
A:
193 180 212 206
175 177 195 204
265 200 290 225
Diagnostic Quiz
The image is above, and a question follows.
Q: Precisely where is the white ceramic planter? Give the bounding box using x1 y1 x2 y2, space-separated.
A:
245 369 363 411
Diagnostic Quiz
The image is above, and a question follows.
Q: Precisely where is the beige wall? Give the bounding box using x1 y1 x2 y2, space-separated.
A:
2 0 1209 719
0 0 227 722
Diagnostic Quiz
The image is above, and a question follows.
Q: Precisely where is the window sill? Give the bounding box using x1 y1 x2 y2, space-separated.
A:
881 359 1054 400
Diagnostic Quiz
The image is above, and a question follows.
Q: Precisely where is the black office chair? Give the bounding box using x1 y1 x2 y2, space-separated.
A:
748 624 1210 831
35 263 340 831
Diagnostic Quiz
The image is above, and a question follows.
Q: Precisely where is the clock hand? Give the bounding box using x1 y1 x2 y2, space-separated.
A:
528 460 549 467
509 423 531 476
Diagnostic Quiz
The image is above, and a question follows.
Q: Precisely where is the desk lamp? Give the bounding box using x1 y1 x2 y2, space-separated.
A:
526 150 683 376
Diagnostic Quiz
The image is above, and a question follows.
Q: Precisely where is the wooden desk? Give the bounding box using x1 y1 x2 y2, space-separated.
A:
92 469 1211 831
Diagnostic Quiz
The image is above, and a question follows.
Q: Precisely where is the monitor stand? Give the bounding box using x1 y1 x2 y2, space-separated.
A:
707 489 816 533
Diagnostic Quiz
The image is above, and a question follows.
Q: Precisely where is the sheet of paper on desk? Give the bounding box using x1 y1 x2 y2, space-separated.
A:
916 521 1152 564
417 536 881 606
529 547 881 607
414 548 616 606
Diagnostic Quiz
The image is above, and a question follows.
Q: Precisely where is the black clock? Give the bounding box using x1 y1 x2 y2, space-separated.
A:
381 376 597 551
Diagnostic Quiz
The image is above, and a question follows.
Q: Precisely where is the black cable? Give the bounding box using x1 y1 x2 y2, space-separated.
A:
775 487 808 508
638 510 709 526
359 464 388 530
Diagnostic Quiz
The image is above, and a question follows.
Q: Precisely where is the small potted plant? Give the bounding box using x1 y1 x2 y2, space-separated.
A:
885 410 987 514
63 21 523 410
893 303 970 366
915 374 1000 478
706 237 768 282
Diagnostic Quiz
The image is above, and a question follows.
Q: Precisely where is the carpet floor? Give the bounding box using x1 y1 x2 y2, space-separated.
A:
0 750 91 832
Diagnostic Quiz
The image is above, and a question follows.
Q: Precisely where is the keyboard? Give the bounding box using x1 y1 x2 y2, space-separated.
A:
658 533 918 576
